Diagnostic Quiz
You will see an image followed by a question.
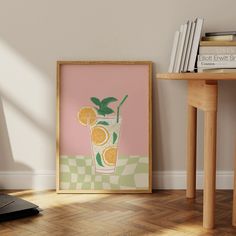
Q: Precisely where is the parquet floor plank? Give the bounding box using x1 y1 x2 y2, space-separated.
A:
0 190 236 235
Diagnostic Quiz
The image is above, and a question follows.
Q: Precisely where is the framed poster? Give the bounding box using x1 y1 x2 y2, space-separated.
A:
56 61 152 193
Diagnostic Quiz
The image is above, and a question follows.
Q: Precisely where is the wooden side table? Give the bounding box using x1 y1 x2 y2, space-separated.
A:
156 73 236 229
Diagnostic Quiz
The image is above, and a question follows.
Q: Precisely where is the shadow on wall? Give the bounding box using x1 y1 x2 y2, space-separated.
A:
0 1 236 176
0 94 32 188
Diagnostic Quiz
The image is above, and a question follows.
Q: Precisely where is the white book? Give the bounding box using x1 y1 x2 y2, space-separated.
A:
168 31 180 72
198 68 236 73
180 21 191 72
184 21 195 71
174 25 183 72
188 18 204 71
174 24 187 72
197 61 236 68
199 46 236 55
198 54 236 62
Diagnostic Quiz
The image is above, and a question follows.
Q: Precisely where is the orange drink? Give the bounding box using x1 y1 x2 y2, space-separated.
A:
90 117 121 173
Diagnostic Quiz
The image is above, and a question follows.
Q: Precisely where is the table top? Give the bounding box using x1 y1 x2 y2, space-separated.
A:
156 73 236 81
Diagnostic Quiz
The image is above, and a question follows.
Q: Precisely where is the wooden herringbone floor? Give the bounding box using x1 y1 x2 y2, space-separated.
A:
0 190 236 236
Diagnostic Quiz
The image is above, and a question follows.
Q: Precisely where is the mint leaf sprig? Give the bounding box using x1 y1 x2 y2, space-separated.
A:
90 97 117 116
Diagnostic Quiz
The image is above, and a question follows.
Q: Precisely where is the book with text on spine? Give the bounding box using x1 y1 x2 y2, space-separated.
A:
199 46 236 55
197 61 236 68
198 54 236 62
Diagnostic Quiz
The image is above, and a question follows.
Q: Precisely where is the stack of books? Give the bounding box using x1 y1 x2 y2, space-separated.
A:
198 31 236 73
168 17 204 73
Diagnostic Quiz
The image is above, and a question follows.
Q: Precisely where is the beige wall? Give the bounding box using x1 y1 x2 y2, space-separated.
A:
0 0 236 178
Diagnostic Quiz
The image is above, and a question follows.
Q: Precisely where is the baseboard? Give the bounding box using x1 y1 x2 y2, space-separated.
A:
154 171 234 190
0 170 56 190
0 170 234 190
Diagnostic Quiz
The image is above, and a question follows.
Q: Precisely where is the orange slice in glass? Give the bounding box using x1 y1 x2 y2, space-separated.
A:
102 146 117 166
91 126 109 146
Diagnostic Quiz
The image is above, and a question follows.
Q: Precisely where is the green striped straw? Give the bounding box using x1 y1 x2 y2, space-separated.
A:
116 95 128 123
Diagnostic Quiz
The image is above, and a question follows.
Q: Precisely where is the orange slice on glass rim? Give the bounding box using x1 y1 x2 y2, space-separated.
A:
77 107 97 126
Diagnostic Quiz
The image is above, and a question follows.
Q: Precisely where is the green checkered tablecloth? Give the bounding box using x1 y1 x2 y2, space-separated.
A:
59 155 149 190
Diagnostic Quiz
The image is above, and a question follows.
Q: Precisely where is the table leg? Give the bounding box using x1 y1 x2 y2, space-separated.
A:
233 146 236 226
203 111 217 229
186 105 197 199
187 80 218 229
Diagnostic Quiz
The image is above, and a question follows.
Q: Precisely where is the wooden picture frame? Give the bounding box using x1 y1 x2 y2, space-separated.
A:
56 61 152 193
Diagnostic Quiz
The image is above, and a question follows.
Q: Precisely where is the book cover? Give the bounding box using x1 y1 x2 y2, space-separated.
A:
199 46 236 54
184 21 195 72
168 30 180 73
0 200 14 209
188 17 204 71
198 54 236 62
0 194 40 222
174 24 186 72
202 35 236 41
180 21 191 72
200 41 236 46
205 31 236 37
198 68 236 73
197 61 236 68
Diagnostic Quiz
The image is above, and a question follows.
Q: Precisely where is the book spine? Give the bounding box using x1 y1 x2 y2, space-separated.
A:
198 68 236 73
168 31 180 73
184 21 195 71
202 35 234 41
180 21 190 72
197 61 236 68
198 54 236 62
200 41 236 46
205 31 236 37
174 24 185 72
188 18 204 71
199 46 236 54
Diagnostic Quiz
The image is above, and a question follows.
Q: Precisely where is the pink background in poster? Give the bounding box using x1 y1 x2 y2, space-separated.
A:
59 64 149 156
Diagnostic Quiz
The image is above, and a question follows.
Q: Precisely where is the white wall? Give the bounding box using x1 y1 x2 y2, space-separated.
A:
0 0 236 189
